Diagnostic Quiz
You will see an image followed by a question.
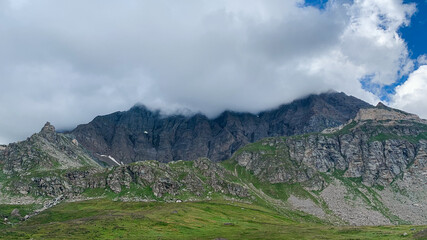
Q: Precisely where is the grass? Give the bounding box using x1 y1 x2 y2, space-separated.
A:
233 139 277 156
333 121 358 136
222 159 330 224
0 204 41 227
0 199 424 240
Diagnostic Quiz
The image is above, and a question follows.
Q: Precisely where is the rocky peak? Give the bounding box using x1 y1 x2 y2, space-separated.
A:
39 122 57 142
376 102 387 108
41 122 55 133
354 104 425 123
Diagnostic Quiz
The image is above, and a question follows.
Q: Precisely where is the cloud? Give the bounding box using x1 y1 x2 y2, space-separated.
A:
418 55 427 65
0 0 420 143
391 65 427 119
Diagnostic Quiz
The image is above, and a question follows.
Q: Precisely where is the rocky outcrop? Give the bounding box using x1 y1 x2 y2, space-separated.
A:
234 116 427 187
3 156 249 201
0 122 101 174
228 107 427 225
70 92 370 164
1 98 426 226
354 102 427 123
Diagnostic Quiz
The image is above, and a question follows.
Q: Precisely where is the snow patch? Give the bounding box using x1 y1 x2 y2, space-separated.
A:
99 154 122 166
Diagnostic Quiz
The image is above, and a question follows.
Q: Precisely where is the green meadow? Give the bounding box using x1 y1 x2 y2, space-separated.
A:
0 199 425 240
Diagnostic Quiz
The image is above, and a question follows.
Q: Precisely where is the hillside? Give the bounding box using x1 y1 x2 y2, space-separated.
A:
1 199 425 240
0 102 426 231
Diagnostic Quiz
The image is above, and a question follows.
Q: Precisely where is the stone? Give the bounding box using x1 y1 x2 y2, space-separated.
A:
11 208 21 218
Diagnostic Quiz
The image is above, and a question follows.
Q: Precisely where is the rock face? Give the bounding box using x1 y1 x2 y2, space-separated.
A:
233 113 427 187
229 106 427 225
4 157 249 201
2 94 427 226
71 92 370 164
0 103 426 225
354 102 427 123
0 122 101 175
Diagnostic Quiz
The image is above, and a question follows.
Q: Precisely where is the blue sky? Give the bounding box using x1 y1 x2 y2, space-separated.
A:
401 0 427 60
0 0 427 143
304 0 329 9
306 0 427 101
386 0 427 99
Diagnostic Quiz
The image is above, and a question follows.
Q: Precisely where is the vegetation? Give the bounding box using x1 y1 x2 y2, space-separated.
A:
0 199 424 240
369 132 427 144
0 204 41 227
331 169 407 225
2 116 427 239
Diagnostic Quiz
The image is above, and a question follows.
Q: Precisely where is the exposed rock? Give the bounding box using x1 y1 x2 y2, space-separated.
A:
1 95 426 227
11 209 21 218
233 114 427 187
0 122 101 174
355 103 426 123
287 195 326 219
39 122 57 142
71 92 370 164
320 180 390 226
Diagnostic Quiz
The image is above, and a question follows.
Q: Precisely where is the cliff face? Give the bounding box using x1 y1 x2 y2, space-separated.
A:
230 107 427 225
0 124 247 202
71 92 370 164
1 104 426 226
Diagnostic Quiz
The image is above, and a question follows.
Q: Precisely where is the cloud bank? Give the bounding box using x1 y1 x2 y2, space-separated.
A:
391 64 427 118
0 0 424 143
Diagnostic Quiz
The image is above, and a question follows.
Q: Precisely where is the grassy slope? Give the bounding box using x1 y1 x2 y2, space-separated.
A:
1 199 424 240
1 120 427 239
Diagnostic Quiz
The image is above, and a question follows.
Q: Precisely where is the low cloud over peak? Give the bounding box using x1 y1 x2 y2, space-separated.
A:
0 0 424 143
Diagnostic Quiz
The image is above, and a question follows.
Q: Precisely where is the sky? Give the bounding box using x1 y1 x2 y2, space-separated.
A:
0 0 426 144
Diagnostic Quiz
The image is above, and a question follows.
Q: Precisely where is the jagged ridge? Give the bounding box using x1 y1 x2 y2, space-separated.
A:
1 103 426 226
70 92 371 165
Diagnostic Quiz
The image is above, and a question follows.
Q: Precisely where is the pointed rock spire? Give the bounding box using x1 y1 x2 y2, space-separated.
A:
40 122 57 142
41 122 56 133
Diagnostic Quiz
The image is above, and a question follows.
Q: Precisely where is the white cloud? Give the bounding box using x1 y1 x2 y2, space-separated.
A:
418 55 427 65
391 65 427 119
0 0 419 143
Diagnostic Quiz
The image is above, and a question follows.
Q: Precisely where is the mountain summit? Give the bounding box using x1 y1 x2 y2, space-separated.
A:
70 92 371 165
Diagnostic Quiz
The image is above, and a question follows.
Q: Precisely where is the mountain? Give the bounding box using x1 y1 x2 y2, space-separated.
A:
1 102 426 227
227 103 427 225
0 122 100 175
70 92 371 165
0 123 101 201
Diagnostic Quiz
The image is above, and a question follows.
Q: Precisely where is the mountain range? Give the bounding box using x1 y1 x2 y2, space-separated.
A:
0 91 426 235
70 92 370 165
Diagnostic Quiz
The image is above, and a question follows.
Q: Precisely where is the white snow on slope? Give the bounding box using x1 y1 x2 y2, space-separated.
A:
99 154 122 166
